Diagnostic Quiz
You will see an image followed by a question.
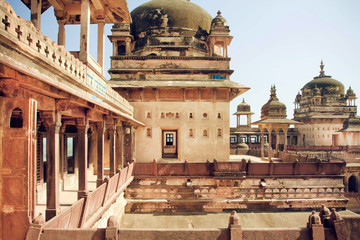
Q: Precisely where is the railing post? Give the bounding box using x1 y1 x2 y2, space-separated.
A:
25 214 45 240
307 211 325 240
105 216 119 240
102 177 110 206
115 170 121 192
228 211 242 240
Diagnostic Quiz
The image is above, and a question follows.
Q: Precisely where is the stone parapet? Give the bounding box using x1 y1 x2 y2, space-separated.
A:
0 0 134 118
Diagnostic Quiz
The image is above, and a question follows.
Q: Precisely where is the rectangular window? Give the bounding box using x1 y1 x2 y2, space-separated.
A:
67 137 73 157
230 135 237 144
166 133 173 146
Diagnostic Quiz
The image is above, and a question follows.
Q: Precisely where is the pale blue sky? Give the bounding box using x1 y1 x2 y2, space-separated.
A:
9 0 360 127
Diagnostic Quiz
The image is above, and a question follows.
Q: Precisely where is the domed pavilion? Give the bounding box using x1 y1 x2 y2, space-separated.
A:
253 85 299 159
293 61 357 146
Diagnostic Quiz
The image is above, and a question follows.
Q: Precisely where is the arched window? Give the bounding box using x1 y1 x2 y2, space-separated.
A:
10 107 23 128
348 176 358 193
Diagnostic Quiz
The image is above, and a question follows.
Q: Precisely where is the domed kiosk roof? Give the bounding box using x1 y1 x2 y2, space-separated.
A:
130 0 212 38
302 61 344 95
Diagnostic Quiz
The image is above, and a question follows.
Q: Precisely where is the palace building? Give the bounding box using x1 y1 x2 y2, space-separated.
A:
108 0 249 163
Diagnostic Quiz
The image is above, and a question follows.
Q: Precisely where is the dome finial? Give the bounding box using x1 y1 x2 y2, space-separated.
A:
242 98 245 103
217 10 222 16
319 60 325 77
270 85 277 98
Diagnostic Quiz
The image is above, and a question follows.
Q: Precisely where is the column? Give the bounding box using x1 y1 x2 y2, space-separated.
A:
112 40 117 56
260 127 265 158
77 120 89 199
44 111 61 221
59 125 66 190
79 0 90 62
97 22 105 74
247 114 252 126
88 126 97 172
125 38 131 54
275 128 280 153
284 127 288 152
108 124 116 177
116 125 124 169
97 122 106 187
31 0 42 29
268 127 272 161
58 20 66 46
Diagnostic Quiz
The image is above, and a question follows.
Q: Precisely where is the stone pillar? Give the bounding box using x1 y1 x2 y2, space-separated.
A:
275 128 280 153
125 38 131 54
268 127 272 160
247 114 251 126
112 40 117 56
89 126 97 172
108 124 116 177
44 111 61 221
284 127 288 152
59 125 66 190
30 0 41 29
97 122 106 187
260 128 265 158
123 124 133 164
79 0 90 63
77 120 89 199
97 22 105 74
58 20 65 46
116 124 124 169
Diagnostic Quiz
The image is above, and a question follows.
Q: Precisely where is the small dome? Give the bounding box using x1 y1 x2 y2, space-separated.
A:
302 61 344 95
211 10 228 29
130 0 212 39
346 87 356 98
237 98 251 112
261 85 287 119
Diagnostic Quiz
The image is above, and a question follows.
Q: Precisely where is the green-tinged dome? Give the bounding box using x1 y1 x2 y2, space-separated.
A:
303 77 344 95
131 0 212 39
302 61 344 95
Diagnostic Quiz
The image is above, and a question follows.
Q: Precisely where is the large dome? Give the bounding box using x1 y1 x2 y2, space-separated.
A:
302 62 344 95
130 0 212 39
303 77 344 94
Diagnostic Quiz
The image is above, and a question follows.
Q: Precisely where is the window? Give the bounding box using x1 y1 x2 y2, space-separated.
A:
166 133 173 146
67 137 73 157
250 136 257 143
230 136 237 144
